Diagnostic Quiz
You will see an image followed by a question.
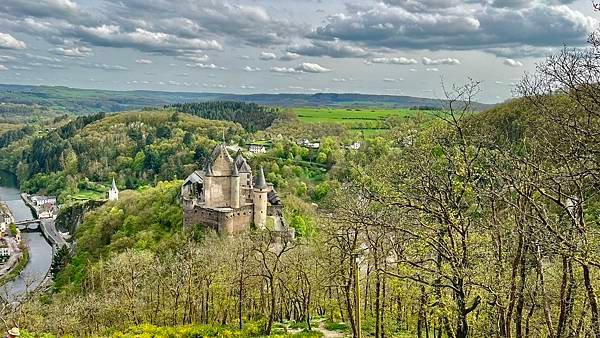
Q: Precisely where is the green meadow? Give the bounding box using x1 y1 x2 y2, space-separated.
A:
293 107 432 135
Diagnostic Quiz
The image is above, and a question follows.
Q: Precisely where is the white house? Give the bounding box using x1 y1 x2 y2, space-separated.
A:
346 142 361 150
31 195 57 206
0 239 9 258
298 139 320 149
248 144 267 154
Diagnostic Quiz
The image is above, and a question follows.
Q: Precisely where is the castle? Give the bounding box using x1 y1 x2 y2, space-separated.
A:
182 144 284 234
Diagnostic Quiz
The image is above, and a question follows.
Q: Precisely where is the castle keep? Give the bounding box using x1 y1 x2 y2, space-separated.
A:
182 144 283 234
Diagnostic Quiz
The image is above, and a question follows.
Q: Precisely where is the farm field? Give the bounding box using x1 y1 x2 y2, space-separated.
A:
294 107 433 135
294 107 428 124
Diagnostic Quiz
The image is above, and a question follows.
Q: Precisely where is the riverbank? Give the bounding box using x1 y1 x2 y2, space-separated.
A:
0 243 29 286
0 171 52 302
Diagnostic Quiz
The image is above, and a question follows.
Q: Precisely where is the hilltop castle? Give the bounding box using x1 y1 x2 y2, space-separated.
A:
182 144 284 234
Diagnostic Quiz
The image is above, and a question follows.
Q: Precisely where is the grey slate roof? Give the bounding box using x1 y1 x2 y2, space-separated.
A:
254 166 268 189
183 170 204 185
235 152 252 173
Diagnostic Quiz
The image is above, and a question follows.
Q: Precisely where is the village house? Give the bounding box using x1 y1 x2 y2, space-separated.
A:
31 195 57 207
0 238 9 259
297 139 320 149
248 143 267 154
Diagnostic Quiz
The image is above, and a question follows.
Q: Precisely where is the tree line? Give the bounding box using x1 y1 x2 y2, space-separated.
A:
169 101 279 132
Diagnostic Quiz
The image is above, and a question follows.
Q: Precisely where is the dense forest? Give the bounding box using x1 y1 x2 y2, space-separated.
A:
169 101 280 132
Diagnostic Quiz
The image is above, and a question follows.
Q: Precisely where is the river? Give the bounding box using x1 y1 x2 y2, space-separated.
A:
0 171 52 302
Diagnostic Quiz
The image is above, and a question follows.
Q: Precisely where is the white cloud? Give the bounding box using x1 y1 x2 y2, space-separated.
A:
0 55 16 62
0 33 26 49
240 85 255 89
368 57 418 65
25 53 61 62
78 26 223 53
296 62 331 73
422 57 460 65
0 65 7 71
82 63 128 71
259 52 277 60
289 40 370 58
425 68 439 72
50 46 93 57
185 63 227 70
243 66 261 72
503 58 523 67
270 62 331 74
176 54 209 62
383 77 403 82
135 59 153 64
270 66 299 74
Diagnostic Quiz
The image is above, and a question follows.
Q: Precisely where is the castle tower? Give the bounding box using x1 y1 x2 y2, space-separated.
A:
253 166 268 228
204 162 213 208
108 178 119 201
230 163 240 209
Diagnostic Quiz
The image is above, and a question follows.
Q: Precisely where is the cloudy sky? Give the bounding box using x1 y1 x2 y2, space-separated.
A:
0 0 597 102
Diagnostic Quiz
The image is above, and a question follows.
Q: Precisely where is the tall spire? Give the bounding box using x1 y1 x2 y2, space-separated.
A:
111 177 117 190
254 166 267 189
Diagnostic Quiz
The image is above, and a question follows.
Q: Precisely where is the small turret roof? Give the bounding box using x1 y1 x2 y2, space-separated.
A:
254 166 268 189
232 162 239 176
205 161 213 176
111 178 118 191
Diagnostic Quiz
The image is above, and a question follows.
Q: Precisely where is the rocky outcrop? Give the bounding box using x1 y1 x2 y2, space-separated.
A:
55 200 105 234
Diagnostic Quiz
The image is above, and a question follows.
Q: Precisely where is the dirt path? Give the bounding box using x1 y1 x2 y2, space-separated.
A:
314 319 345 338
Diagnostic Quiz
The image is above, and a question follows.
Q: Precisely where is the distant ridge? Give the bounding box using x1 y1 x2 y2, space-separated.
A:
0 83 493 114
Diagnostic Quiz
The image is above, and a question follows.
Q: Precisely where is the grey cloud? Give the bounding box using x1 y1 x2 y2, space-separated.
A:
1 0 302 58
288 40 370 58
308 2 596 57
1 0 78 19
279 52 300 61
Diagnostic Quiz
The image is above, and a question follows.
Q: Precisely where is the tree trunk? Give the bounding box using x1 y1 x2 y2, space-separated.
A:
582 263 600 338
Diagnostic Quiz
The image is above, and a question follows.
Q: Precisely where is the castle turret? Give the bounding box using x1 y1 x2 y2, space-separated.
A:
108 178 119 201
204 162 213 208
253 166 268 228
230 162 240 209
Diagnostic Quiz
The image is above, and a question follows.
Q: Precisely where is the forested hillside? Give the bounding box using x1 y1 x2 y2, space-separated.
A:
0 110 244 202
170 101 280 132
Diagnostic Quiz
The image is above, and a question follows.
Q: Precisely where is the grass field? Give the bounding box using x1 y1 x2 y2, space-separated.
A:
69 189 106 201
294 107 430 124
294 107 432 135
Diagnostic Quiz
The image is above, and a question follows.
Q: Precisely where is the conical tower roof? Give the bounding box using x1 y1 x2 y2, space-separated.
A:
232 161 239 176
111 178 118 191
254 166 267 190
